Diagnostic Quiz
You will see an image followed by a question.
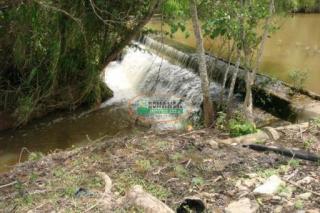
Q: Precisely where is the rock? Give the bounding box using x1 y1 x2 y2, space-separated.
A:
243 178 257 188
225 198 259 213
253 175 284 196
217 131 269 145
272 196 282 202
262 127 280 140
297 176 315 185
274 205 283 213
235 180 248 191
247 173 258 178
298 192 312 200
206 139 219 149
306 209 320 213
284 200 294 207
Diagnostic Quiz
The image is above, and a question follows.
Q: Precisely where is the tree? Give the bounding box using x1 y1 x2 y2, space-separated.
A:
0 0 161 125
189 0 214 127
243 0 275 122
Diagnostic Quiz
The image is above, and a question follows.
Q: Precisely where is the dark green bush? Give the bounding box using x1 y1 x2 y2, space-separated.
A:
0 0 156 125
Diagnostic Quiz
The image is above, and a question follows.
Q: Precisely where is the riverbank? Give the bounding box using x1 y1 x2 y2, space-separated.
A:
1 120 319 212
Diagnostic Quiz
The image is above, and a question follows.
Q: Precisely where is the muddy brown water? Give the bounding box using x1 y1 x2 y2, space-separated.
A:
0 105 135 173
148 14 320 94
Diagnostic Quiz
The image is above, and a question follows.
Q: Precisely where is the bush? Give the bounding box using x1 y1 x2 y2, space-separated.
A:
216 111 257 137
289 69 308 90
228 118 257 137
0 0 156 125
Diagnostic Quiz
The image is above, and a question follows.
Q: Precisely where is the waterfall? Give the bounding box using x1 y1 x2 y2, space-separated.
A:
139 36 235 84
103 45 222 129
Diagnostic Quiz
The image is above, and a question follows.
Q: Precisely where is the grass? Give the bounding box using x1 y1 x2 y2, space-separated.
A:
303 138 315 149
135 159 152 173
257 168 279 178
114 170 171 200
170 153 183 161
191 177 205 186
2 129 319 211
294 199 304 210
156 141 170 151
288 159 301 168
28 152 44 161
311 117 320 128
255 140 266 145
174 164 188 178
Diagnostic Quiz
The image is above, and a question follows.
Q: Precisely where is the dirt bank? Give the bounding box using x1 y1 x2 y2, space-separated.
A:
0 124 319 212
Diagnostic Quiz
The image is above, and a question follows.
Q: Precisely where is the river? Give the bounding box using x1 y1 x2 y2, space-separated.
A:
0 46 206 173
148 14 320 94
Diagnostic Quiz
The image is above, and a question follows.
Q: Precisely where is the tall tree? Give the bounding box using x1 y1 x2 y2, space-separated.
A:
189 0 214 127
243 0 275 122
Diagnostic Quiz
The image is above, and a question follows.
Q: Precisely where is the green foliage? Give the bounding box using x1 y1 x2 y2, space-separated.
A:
303 138 315 149
115 170 171 200
288 159 301 168
216 111 257 137
257 167 279 178
191 176 205 186
1 0 156 124
294 199 304 210
289 69 309 90
216 111 227 130
28 152 44 161
228 119 256 137
256 140 266 145
135 159 152 173
161 0 190 38
174 164 188 178
311 117 320 128
228 112 257 137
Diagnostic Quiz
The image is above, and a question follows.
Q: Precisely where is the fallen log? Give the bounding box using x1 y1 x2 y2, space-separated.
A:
95 172 174 212
119 185 174 213
243 144 320 162
275 122 309 131
217 130 270 145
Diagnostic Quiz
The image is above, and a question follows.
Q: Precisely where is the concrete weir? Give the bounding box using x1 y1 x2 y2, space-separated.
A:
139 36 320 122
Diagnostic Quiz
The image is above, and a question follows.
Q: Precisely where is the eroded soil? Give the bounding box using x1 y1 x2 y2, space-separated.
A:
0 124 319 212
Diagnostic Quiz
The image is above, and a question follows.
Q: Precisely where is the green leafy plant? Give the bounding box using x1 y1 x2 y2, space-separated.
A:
311 117 320 128
303 138 314 149
289 69 309 90
174 165 188 178
28 152 44 161
216 111 227 130
228 117 257 137
288 159 301 168
135 159 152 173
191 177 205 186
294 199 304 210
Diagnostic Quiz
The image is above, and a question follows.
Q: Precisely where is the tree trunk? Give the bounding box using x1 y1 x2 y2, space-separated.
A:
104 0 162 66
220 42 235 107
227 50 241 109
244 71 254 121
189 0 214 127
243 0 274 122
